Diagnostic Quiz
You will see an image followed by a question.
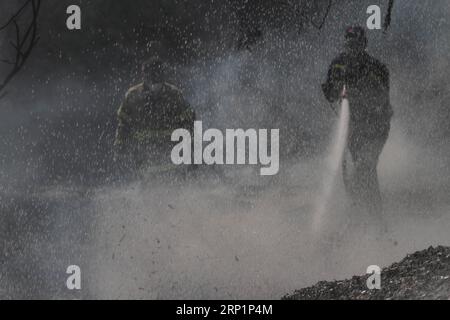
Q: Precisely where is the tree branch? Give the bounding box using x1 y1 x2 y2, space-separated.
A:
278 0 334 32
383 0 395 33
310 0 333 30
0 0 41 99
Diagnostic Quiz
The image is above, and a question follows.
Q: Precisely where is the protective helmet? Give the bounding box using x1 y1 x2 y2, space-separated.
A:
344 26 368 53
142 54 167 84
142 55 164 71
142 40 168 75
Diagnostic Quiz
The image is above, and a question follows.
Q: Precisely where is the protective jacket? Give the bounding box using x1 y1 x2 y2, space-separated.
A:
114 82 195 169
322 51 393 142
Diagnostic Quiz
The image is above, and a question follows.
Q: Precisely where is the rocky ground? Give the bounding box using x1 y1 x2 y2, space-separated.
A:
284 246 450 300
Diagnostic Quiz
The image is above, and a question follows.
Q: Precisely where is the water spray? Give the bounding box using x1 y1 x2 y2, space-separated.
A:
313 87 350 234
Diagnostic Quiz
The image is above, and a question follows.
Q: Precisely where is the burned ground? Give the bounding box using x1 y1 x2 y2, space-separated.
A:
285 246 450 300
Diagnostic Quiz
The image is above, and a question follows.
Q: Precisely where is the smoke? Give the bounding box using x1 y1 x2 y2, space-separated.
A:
2 0 450 299
87 177 317 299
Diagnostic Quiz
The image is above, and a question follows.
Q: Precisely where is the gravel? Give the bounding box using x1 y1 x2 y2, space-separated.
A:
284 246 450 300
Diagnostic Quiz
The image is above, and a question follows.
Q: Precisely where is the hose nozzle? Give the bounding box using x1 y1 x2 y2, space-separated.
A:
341 85 348 99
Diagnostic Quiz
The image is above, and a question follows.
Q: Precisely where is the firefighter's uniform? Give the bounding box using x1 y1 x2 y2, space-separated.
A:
322 50 393 217
114 81 195 174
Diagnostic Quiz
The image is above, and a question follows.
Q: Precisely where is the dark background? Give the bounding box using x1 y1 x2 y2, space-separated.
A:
1 0 450 299
0 0 448 187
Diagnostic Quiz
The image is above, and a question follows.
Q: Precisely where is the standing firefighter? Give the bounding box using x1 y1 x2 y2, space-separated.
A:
114 55 195 175
322 26 393 219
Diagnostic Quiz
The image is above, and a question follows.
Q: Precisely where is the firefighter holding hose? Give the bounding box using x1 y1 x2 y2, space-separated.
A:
322 26 393 221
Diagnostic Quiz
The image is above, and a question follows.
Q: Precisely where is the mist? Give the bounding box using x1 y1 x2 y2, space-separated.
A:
1 0 450 299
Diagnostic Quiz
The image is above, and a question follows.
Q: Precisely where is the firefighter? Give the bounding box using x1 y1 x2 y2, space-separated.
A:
114 55 196 176
322 26 393 219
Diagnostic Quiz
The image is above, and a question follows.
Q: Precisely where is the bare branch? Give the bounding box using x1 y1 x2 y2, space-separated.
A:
0 0 31 31
309 0 333 30
383 0 395 33
278 0 334 32
0 0 41 99
0 59 15 65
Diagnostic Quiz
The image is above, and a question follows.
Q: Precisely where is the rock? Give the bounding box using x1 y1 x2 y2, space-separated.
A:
284 246 450 300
